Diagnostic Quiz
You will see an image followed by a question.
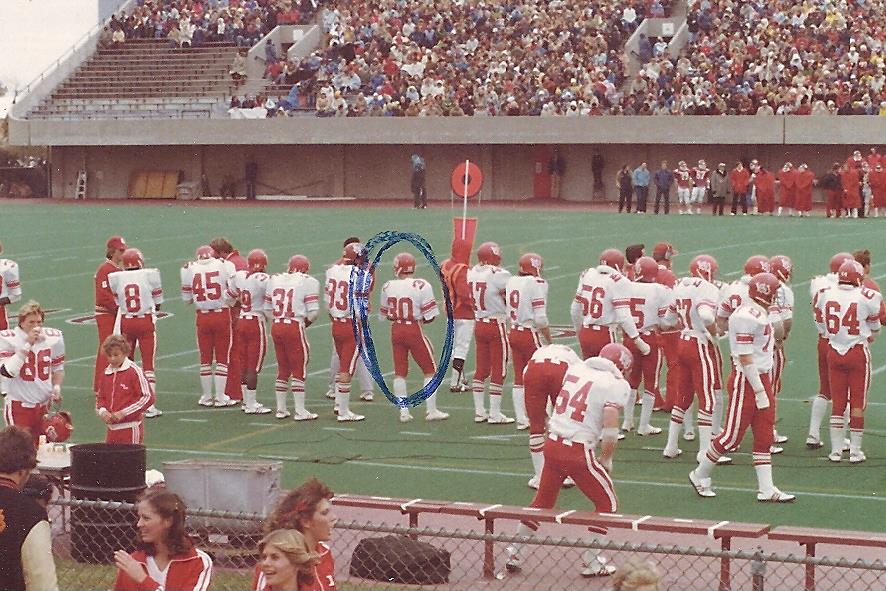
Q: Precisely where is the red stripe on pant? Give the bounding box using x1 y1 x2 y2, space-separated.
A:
523 359 569 436
817 335 831 398
509 328 541 387
578 325 614 360
391 323 436 376
94 312 116 392
827 343 870 430
237 317 267 374
120 315 157 374
625 333 661 394
473 319 509 385
4 400 50 447
106 423 144 444
659 331 680 410
272 322 310 380
673 336 717 416
331 319 360 375
225 313 243 400
196 309 232 365
713 370 774 455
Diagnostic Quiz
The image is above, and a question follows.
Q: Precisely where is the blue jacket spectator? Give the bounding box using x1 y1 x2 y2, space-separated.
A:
632 165 650 187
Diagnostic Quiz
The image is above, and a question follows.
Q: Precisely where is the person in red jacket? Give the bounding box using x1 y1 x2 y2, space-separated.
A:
96 335 155 445
729 161 750 215
113 488 213 591
752 163 776 215
257 529 323 591
854 249 886 324
868 162 886 217
94 235 127 393
253 478 337 591
441 237 475 392
211 237 248 402
840 163 861 217
776 162 798 216
794 163 815 216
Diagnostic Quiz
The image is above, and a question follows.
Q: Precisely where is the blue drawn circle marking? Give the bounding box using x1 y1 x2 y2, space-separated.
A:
349 231 454 408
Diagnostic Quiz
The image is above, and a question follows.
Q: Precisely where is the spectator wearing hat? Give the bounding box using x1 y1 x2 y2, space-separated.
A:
709 163 729 216
653 161 673 215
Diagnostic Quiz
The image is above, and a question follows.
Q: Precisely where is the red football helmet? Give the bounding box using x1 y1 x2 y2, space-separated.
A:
288 255 310 274
599 343 633 377
196 245 215 261
394 252 416 276
837 260 864 286
342 242 365 264
748 272 779 307
744 255 770 277
477 242 502 266
634 256 659 282
769 255 793 283
518 253 543 276
690 254 718 282
657 268 677 289
829 252 854 273
121 248 144 270
41 410 73 443
247 249 268 272
599 248 625 272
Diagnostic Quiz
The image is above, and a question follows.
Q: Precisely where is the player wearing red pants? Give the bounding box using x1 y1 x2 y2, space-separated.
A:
622 256 673 437
571 248 649 360
768 255 794 447
690 272 795 503
815 260 882 463
806 252 852 448
96 335 154 444
662 254 724 463
441 238 475 393
467 242 513 424
108 248 163 418
379 252 448 423
181 245 237 408
266 255 320 421
211 237 248 401
522 344 581 488
0 301 65 446
93 236 126 392
228 249 272 416
506 253 552 431
653 242 679 413
505 343 633 579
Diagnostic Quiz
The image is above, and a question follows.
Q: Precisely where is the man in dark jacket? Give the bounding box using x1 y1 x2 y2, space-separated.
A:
653 160 674 214
0 426 58 591
820 163 844 218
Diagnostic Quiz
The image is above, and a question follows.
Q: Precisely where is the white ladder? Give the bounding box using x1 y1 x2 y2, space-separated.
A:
75 170 87 200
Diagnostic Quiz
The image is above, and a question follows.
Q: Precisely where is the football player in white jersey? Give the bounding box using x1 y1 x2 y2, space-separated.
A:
0 301 64 445
622 257 674 437
506 253 552 430
467 242 514 424
325 242 371 422
379 252 448 423
505 343 633 578
228 249 272 415
108 248 163 418
806 252 853 448
690 273 795 503
768 255 794 447
266 255 321 421
814 260 882 463
570 248 650 359
0 241 22 331
181 245 238 408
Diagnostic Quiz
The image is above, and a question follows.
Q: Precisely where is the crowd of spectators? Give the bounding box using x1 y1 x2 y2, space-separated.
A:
99 0 317 50
627 0 886 115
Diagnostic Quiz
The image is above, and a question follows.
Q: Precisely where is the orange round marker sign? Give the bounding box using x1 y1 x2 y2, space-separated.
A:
451 161 483 198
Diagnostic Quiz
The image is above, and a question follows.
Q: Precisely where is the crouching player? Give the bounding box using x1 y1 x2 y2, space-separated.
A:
96 335 155 444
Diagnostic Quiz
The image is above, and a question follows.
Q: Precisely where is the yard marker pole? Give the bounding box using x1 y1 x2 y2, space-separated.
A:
462 159 470 239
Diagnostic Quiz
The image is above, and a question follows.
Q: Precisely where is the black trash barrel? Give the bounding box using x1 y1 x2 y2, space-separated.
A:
70 443 146 564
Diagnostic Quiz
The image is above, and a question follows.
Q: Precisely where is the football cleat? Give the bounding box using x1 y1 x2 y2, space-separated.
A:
337 412 366 422
426 410 450 422
198 396 215 407
773 433 789 444
562 476 576 489
805 436 824 449
275 410 291 420
474 411 489 423
505 546 523 573
360 392 374 401
244 404 272 415
770 446 784 455
689 469 716 498
715 455 733 465
324 389 335 399
487 413 516 425
449 384 469 393
214 396 238 407
757 488 796 503
828 451 842 462
617 432 626 441
293 410 319 421
637 426 662 436
527 476 540 490
621 421 634 432
399 409 414 423
516 420 530 431
663 448 683 459
683 430 696 441
144 406 163 419
849 450 866 464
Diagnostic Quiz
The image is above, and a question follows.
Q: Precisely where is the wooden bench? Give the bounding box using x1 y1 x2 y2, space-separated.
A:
331 494 447 530
768 526 886 591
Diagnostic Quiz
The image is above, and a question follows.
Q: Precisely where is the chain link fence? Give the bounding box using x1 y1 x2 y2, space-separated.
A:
48 498 886 591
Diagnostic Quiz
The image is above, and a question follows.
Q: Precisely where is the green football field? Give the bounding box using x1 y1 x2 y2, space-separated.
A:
3 201 885 532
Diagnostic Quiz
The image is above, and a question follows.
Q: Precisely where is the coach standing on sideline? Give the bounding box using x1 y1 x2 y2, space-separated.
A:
94 236 126 393
211 237 248 402
410 154 427 209
0 426 59 591
632 162 650 214
653 161 673 214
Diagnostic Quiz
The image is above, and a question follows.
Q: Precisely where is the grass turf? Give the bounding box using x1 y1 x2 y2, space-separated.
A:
4 201 885 533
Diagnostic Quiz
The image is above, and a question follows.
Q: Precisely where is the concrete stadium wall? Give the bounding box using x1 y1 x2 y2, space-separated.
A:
50 141 877 202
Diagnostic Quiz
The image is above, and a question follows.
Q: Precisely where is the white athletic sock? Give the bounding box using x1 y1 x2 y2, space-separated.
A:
472 380 486 414
754 463 774 493
623 389 638 429
639 391 655 430
489 384 503 416
213 367 227 400
357 358 374 394
698 425 712 460
292 379 306 413
850 430 863 455
450 368 460 388
665 416 681 453
328 350 339 391
336 382 352 416
510 522 534 555
843 406 850 440
199 364 212 398
512 386 527 424
696 453 716 479
244 388 257 408
423 377 439 413
829 420 843 456
684 401 696 434
275 379 288 412
712 389 724 434
531 450 544 479
808 395 828 439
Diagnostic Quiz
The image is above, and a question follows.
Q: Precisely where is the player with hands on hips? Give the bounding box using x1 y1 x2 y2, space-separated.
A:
96 335 155 444
379 252 448 423
689 273 795 503
622 256 674 437
107 248 163 418
266 255 321 421
181 245 237 408
814 260 881 463
571 248 650 360
506 253 552 431
0 301 65 445
467 241 514 424
228 249 273 416
505 343 633 579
